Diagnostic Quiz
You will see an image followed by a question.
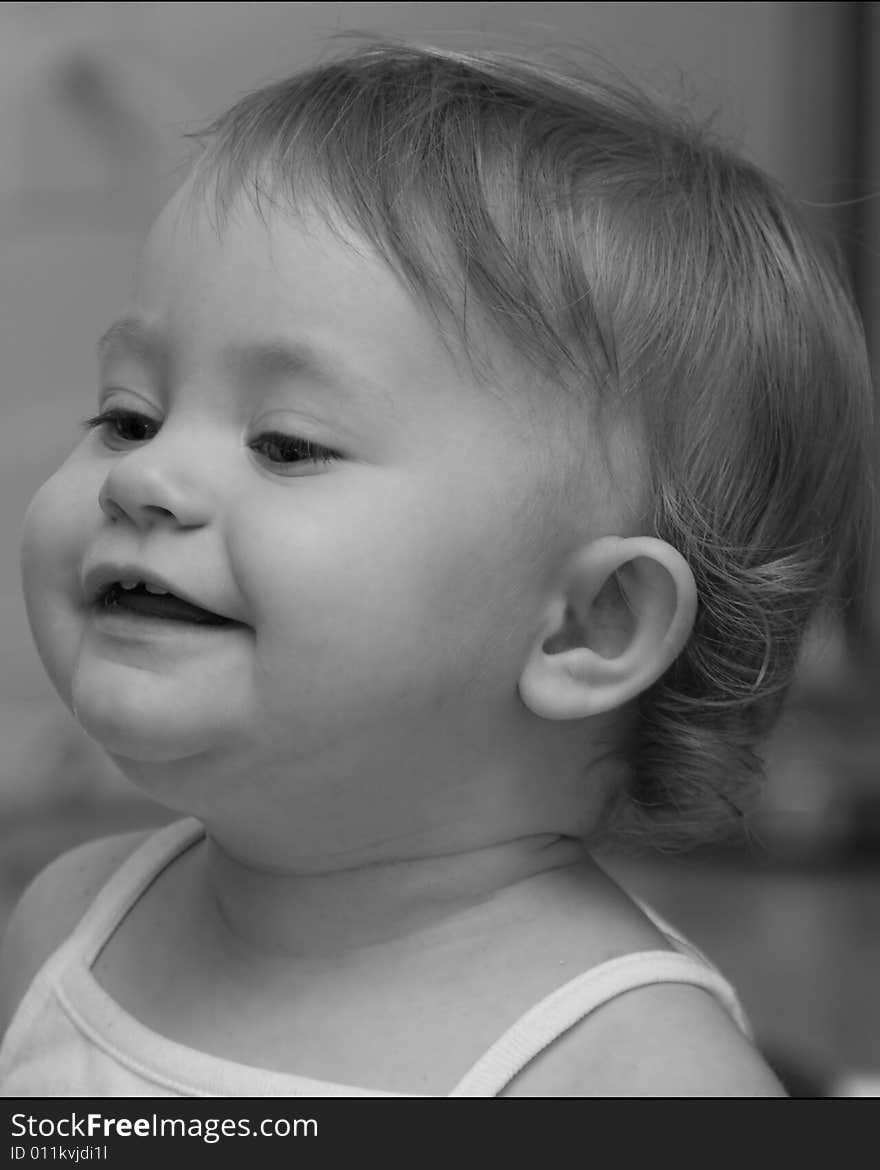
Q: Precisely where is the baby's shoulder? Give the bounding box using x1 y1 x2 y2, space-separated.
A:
495 865 786 1097
504 980 786 1097
0 829 150 1037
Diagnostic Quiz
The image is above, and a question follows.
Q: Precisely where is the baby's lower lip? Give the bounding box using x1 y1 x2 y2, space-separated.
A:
88 600 242 637
99 585 232 626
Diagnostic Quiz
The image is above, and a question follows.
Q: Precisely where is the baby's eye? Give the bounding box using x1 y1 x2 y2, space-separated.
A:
81 408 159 446
248 432 341 473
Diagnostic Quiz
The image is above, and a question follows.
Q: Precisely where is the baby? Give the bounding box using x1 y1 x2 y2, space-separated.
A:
0 42 873 1097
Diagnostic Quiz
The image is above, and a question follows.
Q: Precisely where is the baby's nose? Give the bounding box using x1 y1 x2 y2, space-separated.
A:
98 446 212 531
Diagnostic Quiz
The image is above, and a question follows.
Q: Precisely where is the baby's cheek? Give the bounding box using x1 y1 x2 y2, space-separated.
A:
22 474 70 599
20 469 93 697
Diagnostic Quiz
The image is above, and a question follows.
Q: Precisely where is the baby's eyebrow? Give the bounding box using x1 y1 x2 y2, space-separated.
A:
221 337 356 395
96 319 350 390
96 317 398 419
96 315 165 370
220 338 401 423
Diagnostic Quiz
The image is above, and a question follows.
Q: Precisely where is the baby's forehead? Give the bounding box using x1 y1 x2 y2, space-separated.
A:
140 181 486 392
139 186 433 352
134 184 520 416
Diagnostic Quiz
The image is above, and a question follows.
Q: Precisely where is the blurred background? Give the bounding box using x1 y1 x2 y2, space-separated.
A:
0 1 878 1097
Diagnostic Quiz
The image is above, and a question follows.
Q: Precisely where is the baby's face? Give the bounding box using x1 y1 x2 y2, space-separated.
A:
21 182 588 828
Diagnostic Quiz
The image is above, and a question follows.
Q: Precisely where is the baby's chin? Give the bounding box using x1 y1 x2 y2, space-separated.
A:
70 670 232 766
71 692 239 818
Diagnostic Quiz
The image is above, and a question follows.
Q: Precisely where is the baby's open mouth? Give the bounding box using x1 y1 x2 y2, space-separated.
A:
99 582 232 626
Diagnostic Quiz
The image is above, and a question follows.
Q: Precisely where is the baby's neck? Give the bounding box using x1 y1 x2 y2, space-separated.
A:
197 830 587 959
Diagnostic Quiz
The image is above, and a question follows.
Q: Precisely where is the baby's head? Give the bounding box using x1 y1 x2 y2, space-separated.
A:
21 42 874 858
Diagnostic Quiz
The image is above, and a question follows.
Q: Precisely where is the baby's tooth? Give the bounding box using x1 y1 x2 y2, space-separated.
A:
144 582 169 595
119 579 139 590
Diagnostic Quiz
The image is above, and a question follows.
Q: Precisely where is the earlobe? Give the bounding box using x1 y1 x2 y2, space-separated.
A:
518 536 697 721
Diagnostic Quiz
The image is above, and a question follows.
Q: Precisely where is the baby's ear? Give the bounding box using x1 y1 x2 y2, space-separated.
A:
518 536 697 720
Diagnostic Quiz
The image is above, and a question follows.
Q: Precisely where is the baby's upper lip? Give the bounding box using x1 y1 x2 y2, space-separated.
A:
81 562 237 623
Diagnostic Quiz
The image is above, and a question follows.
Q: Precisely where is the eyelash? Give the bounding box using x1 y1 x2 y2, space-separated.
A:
80 409 342 469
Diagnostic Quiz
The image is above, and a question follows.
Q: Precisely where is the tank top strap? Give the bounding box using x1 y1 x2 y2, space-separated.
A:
61 817 205 967
448 949 748 1097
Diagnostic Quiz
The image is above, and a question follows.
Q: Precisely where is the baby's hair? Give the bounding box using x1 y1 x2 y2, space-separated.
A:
188 38 875 850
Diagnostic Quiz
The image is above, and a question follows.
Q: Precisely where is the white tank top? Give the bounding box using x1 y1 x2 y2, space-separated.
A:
0 818 750 1096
